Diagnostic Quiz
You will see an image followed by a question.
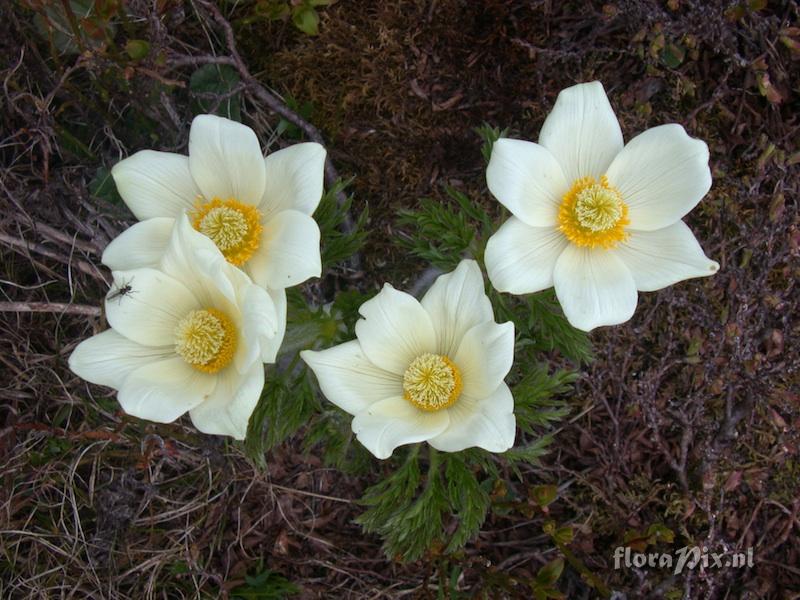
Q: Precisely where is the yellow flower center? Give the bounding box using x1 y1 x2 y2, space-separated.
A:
558 176 629 249
191 197 263 266
174 308 237 374
402 353 463 412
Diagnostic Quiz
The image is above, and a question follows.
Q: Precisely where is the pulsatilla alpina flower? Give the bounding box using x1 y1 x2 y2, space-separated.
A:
102 114 325 292
69 215 283 439
484 81 719 331
301 260 516 459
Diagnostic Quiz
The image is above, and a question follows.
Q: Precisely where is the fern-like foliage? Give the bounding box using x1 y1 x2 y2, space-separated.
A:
315 178 369 268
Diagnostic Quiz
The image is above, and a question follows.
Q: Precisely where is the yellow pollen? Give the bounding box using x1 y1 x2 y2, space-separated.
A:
403 353 463 412
174 308 237 374
558 176 629 249
191 197 263 266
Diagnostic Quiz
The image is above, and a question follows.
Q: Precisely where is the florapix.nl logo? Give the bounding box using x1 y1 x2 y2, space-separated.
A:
613 546 754 575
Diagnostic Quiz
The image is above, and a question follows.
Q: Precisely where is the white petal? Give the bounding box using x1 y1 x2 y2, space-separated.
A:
117 357 215 423
538 81 624 182
429 384 516 453
69 330 171 389
606 124 712 231
352 396 450 459
553 245 638 331
111 150 199 221
613 221 719 292
354 284 437 374
256 287 285 364
301 341 402 416
189 362 264 440
453 321 515 399
486 139 568 226
485 219 568 295
246 210 321 289
105 268 199 347
102 217 174 271
188 115 266 205
260 142 326 218
420 260 494 357
160 213 235 308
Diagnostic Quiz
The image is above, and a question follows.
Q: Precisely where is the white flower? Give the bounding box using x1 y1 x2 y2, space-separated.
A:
301 260 516 459
484 81 719 331
102 114 326 292
69 214 284 439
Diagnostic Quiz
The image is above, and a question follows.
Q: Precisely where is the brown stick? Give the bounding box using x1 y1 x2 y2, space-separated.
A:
0 301 101 317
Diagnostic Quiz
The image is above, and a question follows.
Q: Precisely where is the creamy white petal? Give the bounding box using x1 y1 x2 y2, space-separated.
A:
486 139 568 226
257 287 286 364
301 341 402 416
538 81 624 182
613 221 719 292
117 356 215 422
352 396 450 459
105 268 199 347
429 384 515 453
101 217 174 271
188 115 266 205
354 284 437 374
485 219 568 295
420 259 493 357
160 213 234 308
68 329 172 389
453 320 515 399
189 362 264 440
606 124 711 231
553 245 638 331
260 142 326 218
247 210 321 289
111 150 199 221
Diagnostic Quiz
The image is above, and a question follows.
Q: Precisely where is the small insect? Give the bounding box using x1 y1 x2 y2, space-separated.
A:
107 278 135 303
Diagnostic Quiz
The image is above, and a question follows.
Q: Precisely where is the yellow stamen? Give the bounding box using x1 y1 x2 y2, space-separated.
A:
191 197 263 266
174 308 237 374
558 176 629 249
403 353 463 412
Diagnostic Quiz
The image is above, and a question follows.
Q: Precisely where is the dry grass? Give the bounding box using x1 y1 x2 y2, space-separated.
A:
1 0 799 598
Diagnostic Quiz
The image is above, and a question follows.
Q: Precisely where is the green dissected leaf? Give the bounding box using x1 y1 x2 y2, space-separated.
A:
511 365 574 435
245 364 319 466
189 64 241 121
491 289 593 364
315 178 368 268
443 453 490 553
474 122 509 164
396 186 488 271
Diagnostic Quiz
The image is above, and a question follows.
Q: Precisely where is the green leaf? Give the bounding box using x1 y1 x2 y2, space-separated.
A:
531 484 558 508
474 122 509 164
89 166 122 205
396 186 487 271
125 39 150 60
231 567 299 599
315 178 368 268
189 64 241 121
536 558 564 586
292 6 320 35
660 43 685 68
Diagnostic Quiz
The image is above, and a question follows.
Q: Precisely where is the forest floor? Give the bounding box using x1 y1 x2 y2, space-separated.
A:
1 1 798 598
